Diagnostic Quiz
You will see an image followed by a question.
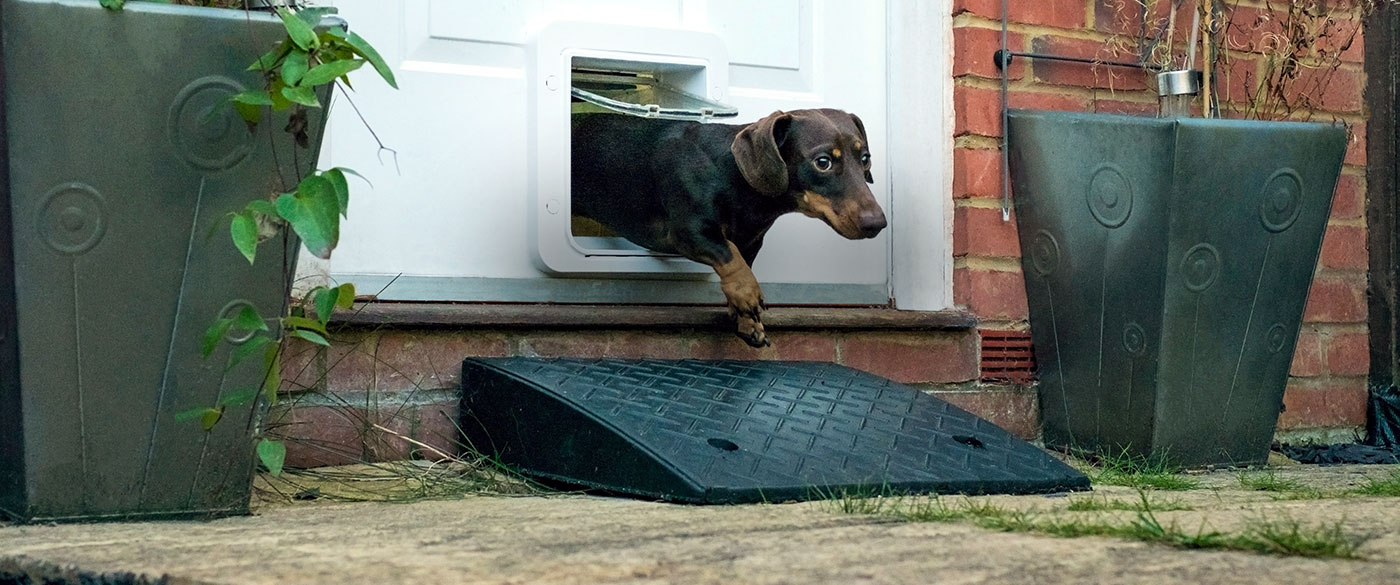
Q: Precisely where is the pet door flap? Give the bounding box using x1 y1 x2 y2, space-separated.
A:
571 70 737 121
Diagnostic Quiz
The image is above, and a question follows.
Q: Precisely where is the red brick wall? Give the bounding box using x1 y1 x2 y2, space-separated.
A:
952 0 1371 436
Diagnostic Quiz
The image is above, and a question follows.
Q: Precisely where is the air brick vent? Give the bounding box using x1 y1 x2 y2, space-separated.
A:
981 330 1036 384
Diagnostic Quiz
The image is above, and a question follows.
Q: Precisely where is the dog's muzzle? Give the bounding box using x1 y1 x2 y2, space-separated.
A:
858 208 888 239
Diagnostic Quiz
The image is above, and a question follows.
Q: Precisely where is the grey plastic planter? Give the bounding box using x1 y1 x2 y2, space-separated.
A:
0 0 328 521
1007 110 1346 468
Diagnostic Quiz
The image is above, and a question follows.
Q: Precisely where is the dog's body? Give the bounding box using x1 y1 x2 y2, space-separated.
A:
571 109 887 347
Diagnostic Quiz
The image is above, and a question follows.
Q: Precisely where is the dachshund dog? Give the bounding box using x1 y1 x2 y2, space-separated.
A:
571 108 887 347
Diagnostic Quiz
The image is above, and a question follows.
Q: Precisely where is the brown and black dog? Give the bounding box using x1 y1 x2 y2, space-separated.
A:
571 109 887 347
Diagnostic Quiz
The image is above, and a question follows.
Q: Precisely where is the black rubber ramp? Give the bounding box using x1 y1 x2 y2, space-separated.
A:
460 358 1089 504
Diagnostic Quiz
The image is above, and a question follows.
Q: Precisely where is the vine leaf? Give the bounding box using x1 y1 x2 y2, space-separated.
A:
281 85 320 108
231 212 259 264
248 39 292 72
229 334 274 370
257 439 287 476
291 329 330 347
284 315 328 335
281 49 310 87
175 407 224 431
313 286 339 324
302 59 363 87
323 168 350 218
276 174 341 259
233 305 270 333
328 28 397 89
335 283 357 309
202 318 235 358
277 7 319 52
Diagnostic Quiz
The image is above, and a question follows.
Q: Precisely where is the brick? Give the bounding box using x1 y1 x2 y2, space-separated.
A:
1092 98 1157 116
954 267 1030 320
519 330 689 359
373 400 464 462
266 404 372 468
1215 54 1263 108
1007 88 1092 112
954 84 1002 137
953 206 1021 258
1303 278 1366 324
953 147 1004 200
1030 35 1150 91
279 336 324 393
1346 121 1366 166
1325 331 1370 377
1094 0 1193 39
268 398 467 468
374 331 510 393
954 26 1025 80
1330 173 1364 220
1290 328 1323 377
1318 224 1367 271
935 387 1040 440
839 330 980 384
1338 22 1364 63
687 331 838 361
955 0 1086 29
324 331 380 394
1223 6 1286 53
1284 66 1363 113
1277 379 1367 430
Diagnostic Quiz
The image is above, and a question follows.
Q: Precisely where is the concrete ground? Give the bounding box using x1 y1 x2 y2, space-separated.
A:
2 462 1400 585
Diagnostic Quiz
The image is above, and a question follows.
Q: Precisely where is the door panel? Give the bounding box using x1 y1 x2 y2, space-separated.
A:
321 0 889 303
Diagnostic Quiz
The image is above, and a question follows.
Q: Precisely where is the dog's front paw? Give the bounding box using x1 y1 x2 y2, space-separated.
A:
727 294 769 348
735 314 770 348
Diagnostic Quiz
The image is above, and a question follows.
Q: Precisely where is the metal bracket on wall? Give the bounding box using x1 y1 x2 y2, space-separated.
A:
995 0 1158 221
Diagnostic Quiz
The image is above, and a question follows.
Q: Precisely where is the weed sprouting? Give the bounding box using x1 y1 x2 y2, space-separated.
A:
1087 447 1200 491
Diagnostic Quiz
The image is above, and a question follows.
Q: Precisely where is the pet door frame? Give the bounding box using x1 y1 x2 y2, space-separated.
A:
529 21 734 276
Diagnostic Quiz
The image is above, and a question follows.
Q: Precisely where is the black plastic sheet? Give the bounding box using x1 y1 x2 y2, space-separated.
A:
1278 383 1400 465
1365 383 1400 450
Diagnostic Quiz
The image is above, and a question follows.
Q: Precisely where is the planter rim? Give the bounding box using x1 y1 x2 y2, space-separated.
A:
35 0 284 21
1007 108 1348 131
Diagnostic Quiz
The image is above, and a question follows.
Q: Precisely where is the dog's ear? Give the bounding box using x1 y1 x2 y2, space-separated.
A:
731 110 793 196
849 112 874 184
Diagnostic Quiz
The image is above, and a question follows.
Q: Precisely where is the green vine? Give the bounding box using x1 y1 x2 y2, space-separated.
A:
101 0 397 476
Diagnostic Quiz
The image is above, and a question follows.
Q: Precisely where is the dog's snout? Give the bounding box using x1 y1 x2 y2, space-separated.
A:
859 208 887 238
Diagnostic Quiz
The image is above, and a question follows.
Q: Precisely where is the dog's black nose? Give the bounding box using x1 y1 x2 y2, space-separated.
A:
859 209 887 238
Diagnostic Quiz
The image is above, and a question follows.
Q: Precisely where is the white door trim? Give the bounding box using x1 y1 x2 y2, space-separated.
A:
886 0 955 310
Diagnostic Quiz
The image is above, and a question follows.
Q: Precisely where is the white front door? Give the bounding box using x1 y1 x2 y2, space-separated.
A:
314 1 950 308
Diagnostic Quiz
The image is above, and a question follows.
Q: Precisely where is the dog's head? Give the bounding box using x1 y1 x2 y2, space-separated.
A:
731 108 887 239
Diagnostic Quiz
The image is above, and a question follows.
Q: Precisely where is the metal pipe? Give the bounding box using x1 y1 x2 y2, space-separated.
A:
1000 0 1010 221
993 50 1157 71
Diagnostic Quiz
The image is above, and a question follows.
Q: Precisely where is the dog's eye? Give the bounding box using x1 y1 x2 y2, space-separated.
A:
814 155 833 172
860 153 871 168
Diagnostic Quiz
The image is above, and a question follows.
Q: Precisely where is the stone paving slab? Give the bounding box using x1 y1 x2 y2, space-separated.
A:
2 464 1399 585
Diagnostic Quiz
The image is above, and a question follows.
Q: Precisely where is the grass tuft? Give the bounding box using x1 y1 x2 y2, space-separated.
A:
1236 469 1325 499
1066 494 1192 512
1239 517 1369 558
822 489 1370 560
1086 447 1201 491
1351 469 1400 497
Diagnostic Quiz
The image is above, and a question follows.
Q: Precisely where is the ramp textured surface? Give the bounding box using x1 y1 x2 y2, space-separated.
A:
461 358 1088 504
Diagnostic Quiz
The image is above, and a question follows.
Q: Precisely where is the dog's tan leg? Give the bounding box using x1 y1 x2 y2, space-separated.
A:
712 241 768 348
